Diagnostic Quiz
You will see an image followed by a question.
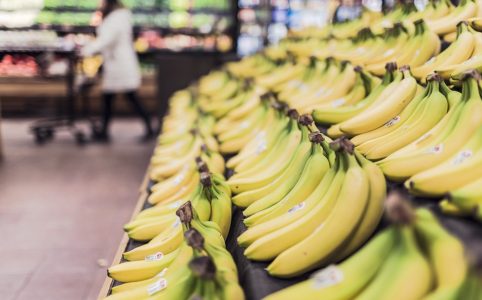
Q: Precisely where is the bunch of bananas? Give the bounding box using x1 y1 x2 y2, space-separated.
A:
441 176 482 221
226 107 386 277
285 20 441 75
377 72 482 194
255 59 380 114
265 194 481 300
105 201 244 300
287 0 478 41
413 21 482 81
148 90 224 184
345 71 449 161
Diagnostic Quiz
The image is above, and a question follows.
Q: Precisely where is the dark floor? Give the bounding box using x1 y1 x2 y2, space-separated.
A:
0 119 155 300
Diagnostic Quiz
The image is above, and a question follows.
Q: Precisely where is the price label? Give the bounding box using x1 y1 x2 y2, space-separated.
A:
426 144 444 154
145 252 164 261
288 202 305 214
452 150 472 165
384 116 401 127
331 99 346 108
312 265 344 289
147 278 167 295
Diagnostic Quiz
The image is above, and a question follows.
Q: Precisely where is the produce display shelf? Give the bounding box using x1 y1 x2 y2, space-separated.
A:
41 6 233 16
98 173 151 300
18 24 231 36
98 164 482 300
0 47 74 54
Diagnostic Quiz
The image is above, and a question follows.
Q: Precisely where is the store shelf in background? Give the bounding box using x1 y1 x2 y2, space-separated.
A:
0 77 68 97
41 6 233 15
23 24 231 37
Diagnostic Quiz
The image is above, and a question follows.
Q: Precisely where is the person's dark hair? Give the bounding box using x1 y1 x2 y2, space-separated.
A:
101 0 124 18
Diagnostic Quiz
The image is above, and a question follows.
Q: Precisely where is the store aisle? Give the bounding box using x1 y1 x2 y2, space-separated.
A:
0 119 155 300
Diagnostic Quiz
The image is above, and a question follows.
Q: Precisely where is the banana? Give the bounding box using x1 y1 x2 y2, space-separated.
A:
226 109 288 170
379 72 482 181
414 208 468 299
263 228 396 300
199 70 229 96
149 137 204 179
361 75 449 160
242 126 313 216
237 155 340 247
210 182 233 239
413 22 475 81
230 111 290 174
230 121 304 208
455 270 482 300
313 65 396 125
150 163 196 193
340 66 418 135
355 226 433 300
330 152 386 261
406 125 482 196
266 151 369 277
123 221 183 261
227 120 303 193
448 176 482 213
242 149 344 261
426 0 477 35
148 170 200 205
127 215 179 242
364 23 410 73
296 62 358 113
243 139 330 227
439 199 471 217
256 62 306 89
108 249 179 283
351 80 429 147
283 59 341 107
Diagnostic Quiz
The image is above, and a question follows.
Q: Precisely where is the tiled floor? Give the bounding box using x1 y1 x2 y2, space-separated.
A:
0 119 155 300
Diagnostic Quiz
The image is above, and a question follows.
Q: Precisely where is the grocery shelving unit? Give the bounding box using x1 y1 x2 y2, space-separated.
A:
0 47 87 144
0 0 242 140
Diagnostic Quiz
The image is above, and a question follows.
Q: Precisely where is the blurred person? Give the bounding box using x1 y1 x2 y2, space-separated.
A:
81 0 154 142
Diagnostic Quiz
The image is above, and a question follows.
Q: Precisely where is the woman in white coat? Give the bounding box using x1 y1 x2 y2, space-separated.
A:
82 0 154 141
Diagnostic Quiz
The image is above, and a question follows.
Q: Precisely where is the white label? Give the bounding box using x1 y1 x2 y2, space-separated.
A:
384 116 401 127
256 142 267 155
172 218 181 228
425 56 436 66
147 278 168 295
145 252 164 261
426 144 444 154
452 150 473 165
331 99 346 108
311 265 344 289
156 268 168 278
173 174 185 185
288 202 305 214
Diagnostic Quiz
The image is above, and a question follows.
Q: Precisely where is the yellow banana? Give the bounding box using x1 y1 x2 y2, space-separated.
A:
266 152 369 277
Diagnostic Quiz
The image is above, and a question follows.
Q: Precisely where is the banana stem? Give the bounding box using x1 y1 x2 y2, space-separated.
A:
385 190 415 225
